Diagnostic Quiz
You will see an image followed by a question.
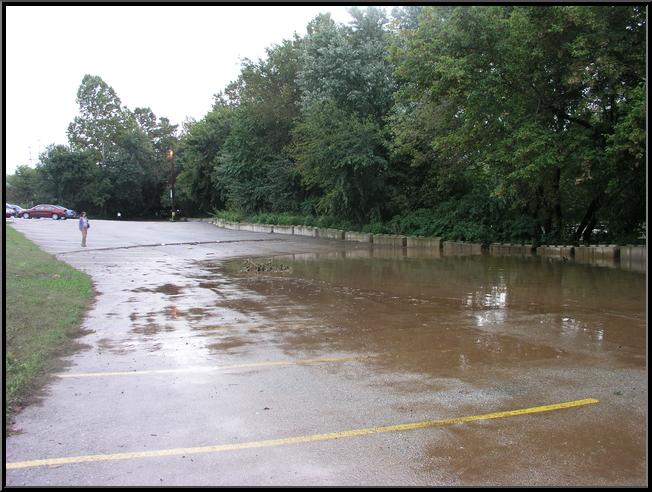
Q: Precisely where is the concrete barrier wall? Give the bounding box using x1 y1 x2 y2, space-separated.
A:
318 228 345 240
345 231 372 243
522 244 535 255
489 243 503 255
237 223 273 233
272 225 294 235
443 240 455 253
209 219 643 268
406 237 441 250
600 245 620 260
536 245 553 256
560 246 575 258
538 244 632 265
443 241 482 255
575 245 621 261
574 245 591 261
373 234 407 248
490 243 534 255
536 245 572 257
256 223 274 233
620 245 646 262
294 225 318 237
619 245 646 272
442 241 456 253
238 223 255 232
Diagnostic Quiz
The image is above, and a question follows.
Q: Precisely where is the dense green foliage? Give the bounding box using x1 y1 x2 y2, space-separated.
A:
7 75 178 218
6 6 645 244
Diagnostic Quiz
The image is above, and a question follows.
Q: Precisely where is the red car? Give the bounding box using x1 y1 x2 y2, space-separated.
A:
20 204 68 220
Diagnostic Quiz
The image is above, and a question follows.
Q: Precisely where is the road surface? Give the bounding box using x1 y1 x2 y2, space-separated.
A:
4 218 646 486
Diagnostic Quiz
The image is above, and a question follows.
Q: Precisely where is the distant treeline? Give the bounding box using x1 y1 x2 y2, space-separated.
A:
6 6 645 244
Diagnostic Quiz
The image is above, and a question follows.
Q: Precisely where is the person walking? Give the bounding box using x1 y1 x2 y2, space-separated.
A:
79 212 90 247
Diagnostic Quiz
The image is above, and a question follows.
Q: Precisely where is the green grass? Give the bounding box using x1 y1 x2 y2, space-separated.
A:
5 225 94 431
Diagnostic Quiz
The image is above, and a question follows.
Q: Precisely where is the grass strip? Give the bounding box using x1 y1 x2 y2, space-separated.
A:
4 225 94 432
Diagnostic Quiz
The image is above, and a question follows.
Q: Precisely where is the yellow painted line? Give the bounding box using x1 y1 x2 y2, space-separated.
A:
6 398 598 470
55 356 368 378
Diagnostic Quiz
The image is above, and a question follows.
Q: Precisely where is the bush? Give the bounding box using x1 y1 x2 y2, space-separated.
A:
211 209 243 222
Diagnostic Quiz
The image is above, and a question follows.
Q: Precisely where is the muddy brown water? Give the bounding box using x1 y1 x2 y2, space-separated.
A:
206 251 646 485
216 252 646 376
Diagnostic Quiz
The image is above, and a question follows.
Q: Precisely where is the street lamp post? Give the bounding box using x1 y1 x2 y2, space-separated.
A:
166 147 176 221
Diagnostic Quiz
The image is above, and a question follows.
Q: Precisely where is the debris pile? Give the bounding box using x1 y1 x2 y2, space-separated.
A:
240 258 292 274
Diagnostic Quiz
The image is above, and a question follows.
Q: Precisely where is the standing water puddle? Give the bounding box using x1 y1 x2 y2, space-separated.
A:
215 250 646 377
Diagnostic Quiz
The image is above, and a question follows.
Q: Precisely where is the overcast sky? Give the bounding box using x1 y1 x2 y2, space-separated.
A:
4 5 362 175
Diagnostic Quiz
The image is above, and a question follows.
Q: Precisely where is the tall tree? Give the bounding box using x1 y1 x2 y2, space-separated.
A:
290 98 388 223
65 75 177 217
5 166 47 208
67 74 129 155
390 5 646 243
298 9 395 120
214 37 305 213
37 145 104 212
176 104 234 214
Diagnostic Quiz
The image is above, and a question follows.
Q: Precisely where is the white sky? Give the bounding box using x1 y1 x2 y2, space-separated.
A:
4 5 362 175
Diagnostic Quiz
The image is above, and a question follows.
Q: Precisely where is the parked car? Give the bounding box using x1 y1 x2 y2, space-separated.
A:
6 206 16 218
6 203 24 216
55 205 78 219
20 204 68 220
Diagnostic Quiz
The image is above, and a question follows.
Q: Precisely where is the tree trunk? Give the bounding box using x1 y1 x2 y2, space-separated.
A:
573 193 603 244
582 215 599 244
531 185 544 245
553 166 563 241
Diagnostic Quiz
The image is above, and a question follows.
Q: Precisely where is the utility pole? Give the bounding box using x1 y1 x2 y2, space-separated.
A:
166 147 176 221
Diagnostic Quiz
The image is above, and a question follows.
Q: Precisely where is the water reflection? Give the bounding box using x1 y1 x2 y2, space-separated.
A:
560 316 605 344
465 286 508 308
220 251 645 376
288 245 645 272
573 255 646 273
473 310 507 328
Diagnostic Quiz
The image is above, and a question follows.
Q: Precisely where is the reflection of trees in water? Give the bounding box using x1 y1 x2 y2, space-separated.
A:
213 252 644 378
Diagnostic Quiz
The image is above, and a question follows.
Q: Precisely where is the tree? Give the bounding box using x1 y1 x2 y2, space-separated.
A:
290 98 388 223
37 145 104 212
176 104 234 214
5 166 46 207
216 107 301 214
65 75 177 217
390 5 646 243
210 38 306 214
298 9 395 120
67 74 128 155
131 108 178 216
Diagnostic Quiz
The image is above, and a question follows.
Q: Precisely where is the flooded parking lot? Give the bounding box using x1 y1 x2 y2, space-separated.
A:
5 219 647 485
216 250 646 374
208 250 647 485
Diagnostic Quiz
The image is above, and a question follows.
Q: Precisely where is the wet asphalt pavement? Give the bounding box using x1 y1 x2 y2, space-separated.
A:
4 218 647 486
